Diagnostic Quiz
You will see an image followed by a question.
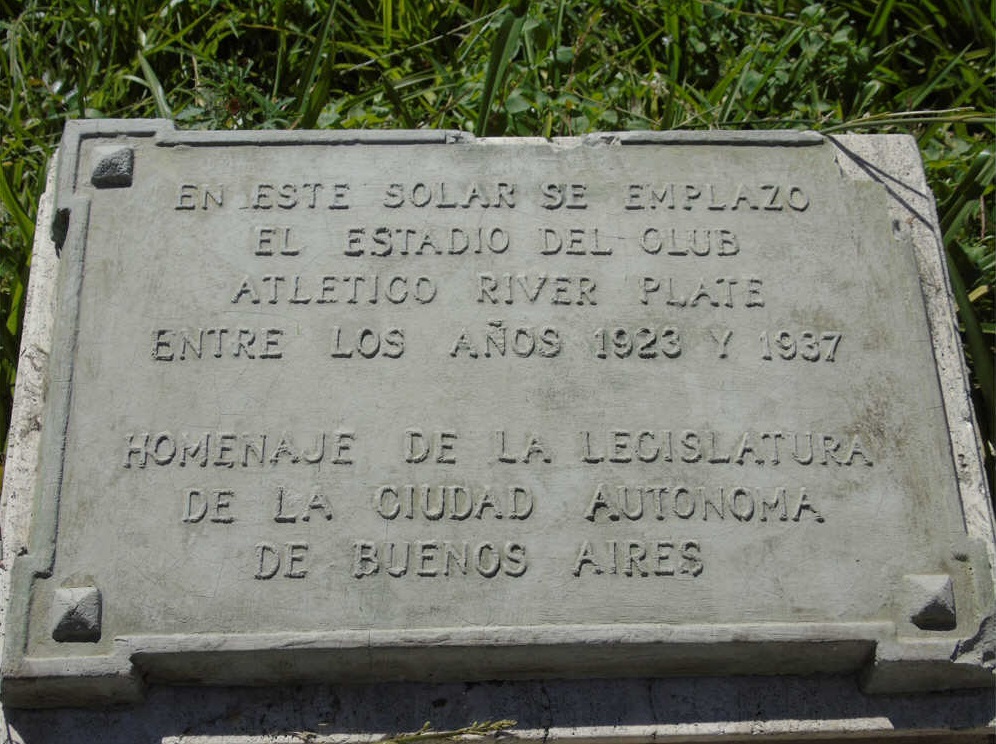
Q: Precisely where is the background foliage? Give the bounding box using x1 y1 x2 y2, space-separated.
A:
1 0 993 486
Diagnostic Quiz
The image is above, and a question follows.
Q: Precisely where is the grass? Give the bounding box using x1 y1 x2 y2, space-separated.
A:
292 719 517 743
1 0 993 488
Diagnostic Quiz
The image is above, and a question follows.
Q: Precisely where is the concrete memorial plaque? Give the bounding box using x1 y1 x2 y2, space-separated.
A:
2 121 993 708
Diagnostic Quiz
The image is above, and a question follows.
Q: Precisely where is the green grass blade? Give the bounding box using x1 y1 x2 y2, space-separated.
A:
272 0 287 97
947 249 995 432
295 0 338 126
939 150 994 240
0 166 35 247
136 48 171 118
865 0 898 41
909 46 970 109
380 72 415 128
475 6 526 137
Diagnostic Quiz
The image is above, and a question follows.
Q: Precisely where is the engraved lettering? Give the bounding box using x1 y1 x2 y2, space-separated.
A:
593 327 681 359
374 484 532 521
710 328 734 358
352 540 527 577
123 432 150 468
254 226 301 256
638 276 759 308
539 182 587 209
345 226 509 255
573 539 703 577
477 274 597 305
181 489 236 523
152 328 283 360
449 322 561 358
581 484 824 524
577 429 868 467
254 542 309 579
274 486 335 524
383 183 516 209
175 184 223 210
330 327 404 359
404 430 458 464
122 431 337 468
495 431 551 464
626 183 807 212
539 228 608 255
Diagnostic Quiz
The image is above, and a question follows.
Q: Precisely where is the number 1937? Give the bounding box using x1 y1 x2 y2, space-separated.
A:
760 330 842 362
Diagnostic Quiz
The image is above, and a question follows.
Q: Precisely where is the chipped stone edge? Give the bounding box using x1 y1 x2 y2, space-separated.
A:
826 135 994 552
826 134 996 685
0 158 59 668
0 153 60 739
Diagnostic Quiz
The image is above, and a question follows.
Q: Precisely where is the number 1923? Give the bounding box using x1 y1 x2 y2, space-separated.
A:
594 327 682 359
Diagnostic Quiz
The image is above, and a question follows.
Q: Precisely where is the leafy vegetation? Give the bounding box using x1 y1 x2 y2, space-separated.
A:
1 0 993 486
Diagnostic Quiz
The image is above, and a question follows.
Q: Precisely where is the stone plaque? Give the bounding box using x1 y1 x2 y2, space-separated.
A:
2 121 993 706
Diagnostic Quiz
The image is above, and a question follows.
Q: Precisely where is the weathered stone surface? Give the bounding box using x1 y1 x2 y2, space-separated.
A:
1 122 993 717
907 574 957 631
89 145 134 188
50 586 102 643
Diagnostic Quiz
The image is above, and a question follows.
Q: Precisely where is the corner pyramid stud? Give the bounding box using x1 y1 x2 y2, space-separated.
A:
51 586 102 642
905 574 956 631
90 146 134 188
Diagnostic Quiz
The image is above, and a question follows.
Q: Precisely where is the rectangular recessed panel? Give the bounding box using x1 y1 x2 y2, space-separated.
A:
3 122 993 706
